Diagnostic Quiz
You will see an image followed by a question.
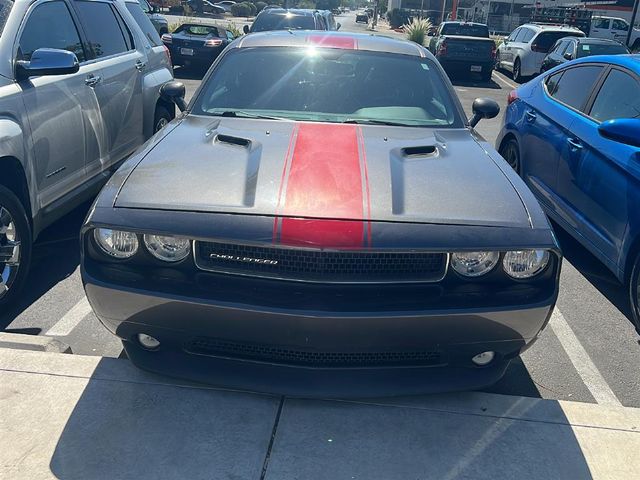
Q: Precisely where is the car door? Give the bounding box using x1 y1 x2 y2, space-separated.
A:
73 0 146 176
504 27 525 71
591 18 612 39
555 66 640 265
611 19 630 44
16 0 104 207
520 65 604 210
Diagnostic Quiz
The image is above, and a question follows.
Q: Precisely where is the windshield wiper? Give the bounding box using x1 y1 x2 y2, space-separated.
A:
211 111 288 121
342 118 417 127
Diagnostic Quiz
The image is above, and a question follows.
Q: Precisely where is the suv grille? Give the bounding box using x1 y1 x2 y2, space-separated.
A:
185 337 444 368
194 241 447 283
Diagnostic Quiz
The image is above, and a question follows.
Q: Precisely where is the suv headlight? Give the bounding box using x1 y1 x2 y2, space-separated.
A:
451 251 499 277
94 228 139 259
503 250 550 279
143 234 190 262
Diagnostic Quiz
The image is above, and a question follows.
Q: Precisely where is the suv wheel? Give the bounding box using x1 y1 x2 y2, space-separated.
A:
0 185 32 308
154 104 173 133
513 58 523 83
628 253 640 333
499 138 521 174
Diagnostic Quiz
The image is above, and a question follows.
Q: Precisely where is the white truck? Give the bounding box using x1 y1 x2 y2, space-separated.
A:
589 16 640 51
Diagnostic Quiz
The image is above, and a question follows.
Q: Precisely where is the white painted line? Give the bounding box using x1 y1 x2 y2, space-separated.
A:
46 297 92 337
549 309 622 406
493 71 518 90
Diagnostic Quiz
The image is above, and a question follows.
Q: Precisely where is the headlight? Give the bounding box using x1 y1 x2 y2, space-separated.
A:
451 251 499 277
94 228 139 259
503 250 550 279
143 234 190 262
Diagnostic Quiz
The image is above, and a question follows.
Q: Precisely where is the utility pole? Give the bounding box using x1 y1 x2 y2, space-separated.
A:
440 0 446 23
627 0 639 48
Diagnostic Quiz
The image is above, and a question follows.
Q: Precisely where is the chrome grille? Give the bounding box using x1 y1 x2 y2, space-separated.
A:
185 337 444 367
194 241 447 283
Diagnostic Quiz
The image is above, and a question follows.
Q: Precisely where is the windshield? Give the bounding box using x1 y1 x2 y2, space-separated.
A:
251 13 315 32
441 24 489 38
0 0 12 36
577 42 629 57
192 47 460 127
176 24 219 36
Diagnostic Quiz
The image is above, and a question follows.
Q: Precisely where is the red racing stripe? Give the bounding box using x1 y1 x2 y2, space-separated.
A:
307 35 356 49
278 123 365 248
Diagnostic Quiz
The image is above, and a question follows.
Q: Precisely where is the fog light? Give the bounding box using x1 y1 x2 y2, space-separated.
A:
137 333 160 350
472 351 495 366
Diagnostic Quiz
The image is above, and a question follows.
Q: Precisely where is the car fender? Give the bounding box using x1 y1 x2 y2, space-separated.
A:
142 67 174 139
0 116 37 219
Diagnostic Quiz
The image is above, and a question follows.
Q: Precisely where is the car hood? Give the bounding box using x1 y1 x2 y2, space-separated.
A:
115 116 530 228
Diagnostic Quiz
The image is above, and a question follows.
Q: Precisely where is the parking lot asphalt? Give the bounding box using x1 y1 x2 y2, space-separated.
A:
2 12 639 408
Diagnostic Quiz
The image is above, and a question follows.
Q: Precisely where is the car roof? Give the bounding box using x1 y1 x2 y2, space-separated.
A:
522 23 583 32
570 54 640 70
258 8 317 16
440 21 487 27
575 37 627 44
235 31 426 57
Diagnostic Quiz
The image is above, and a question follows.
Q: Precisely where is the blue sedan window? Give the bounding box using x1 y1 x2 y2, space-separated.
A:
590 69 640 122
548 65 603 111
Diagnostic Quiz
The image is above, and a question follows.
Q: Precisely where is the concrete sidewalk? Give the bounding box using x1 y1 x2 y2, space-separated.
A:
1 348 639 479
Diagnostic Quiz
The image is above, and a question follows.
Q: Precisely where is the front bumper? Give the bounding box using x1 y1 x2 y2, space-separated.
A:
84 268 554 397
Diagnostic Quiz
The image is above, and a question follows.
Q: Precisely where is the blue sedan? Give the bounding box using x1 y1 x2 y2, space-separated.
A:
496 55 640 332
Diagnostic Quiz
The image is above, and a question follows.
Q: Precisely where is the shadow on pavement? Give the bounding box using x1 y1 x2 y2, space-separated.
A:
451 77 503 90
173 65 208 81
552 220 637 329
0 201 92 330
481 356 541 398
40 358 593 479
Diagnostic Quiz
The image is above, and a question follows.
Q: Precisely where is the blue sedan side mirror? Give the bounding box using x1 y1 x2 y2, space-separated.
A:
598 119 640 148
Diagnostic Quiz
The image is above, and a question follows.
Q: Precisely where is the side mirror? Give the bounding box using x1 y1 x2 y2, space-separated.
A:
243 24 250 34
563 52 573 60
336 22 341 30
16 48 79 80
469 97 500 127
160 80 187 112
598 119 640 148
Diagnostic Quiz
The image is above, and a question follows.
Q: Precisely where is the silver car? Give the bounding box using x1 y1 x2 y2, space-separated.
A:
0 0 174 307
496 23 585 82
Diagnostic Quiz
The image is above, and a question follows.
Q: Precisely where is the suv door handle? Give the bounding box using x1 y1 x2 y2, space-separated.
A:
525 110 537 122
85 74 101 87
135 60 147 71
568 138 583 150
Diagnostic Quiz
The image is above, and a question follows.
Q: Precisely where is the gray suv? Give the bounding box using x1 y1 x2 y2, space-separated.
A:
0 0 175 307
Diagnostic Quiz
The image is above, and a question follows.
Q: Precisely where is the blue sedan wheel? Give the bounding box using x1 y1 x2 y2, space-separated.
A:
499 138 520 174
628 256 640 333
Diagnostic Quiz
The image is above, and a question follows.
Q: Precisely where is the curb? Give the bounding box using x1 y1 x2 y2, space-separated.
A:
0 332 72 354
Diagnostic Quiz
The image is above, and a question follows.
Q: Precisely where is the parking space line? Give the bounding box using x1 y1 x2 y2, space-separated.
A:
549 309 622 406
492 71 518 90
45 297 92 337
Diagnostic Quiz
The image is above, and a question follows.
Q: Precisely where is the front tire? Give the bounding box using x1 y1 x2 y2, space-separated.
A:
627 254 640 333
0 185 32 309
153 104 173 133
499 138 521 174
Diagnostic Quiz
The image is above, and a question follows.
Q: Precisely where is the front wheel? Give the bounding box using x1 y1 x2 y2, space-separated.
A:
0 185 32 309
627 254 640 333
153 104 173 133
499 138 521 174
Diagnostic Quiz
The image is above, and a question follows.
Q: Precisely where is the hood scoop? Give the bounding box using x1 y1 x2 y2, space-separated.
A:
402 145 438 158
215 133 251 148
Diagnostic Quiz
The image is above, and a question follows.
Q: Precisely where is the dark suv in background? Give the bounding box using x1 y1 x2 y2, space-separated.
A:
244 8 327 33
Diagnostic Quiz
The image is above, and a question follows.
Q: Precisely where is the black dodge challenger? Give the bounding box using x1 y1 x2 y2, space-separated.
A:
81 31 561 397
